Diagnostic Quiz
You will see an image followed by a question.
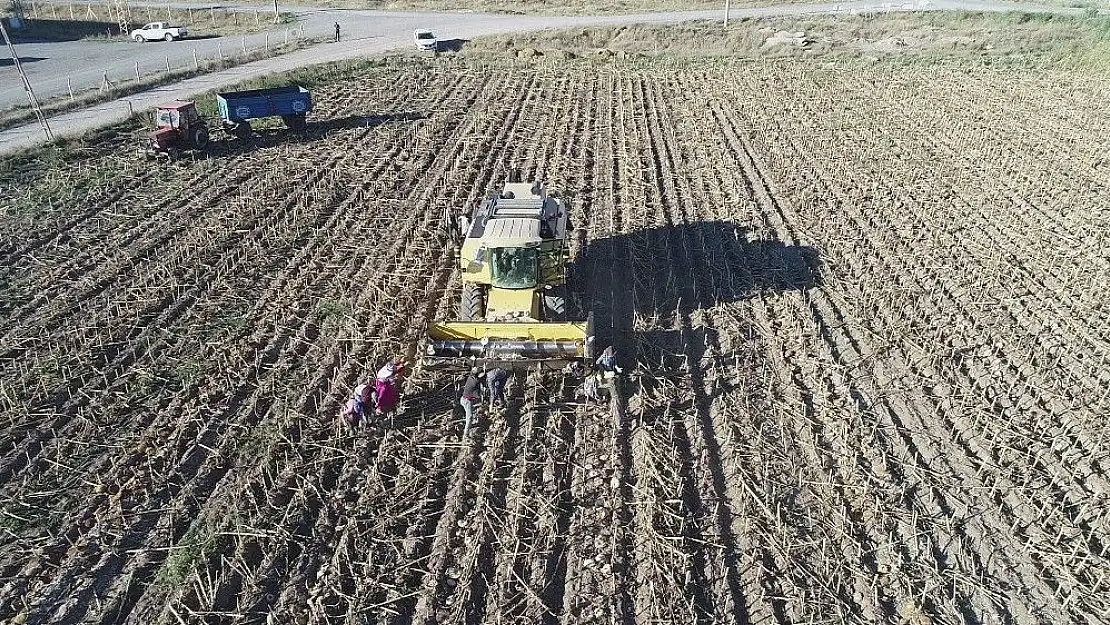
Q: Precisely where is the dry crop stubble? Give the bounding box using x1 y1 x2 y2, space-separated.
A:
1 56 1108 625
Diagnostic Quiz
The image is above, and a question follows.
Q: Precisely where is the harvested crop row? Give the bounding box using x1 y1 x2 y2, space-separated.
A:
2 58 1108 625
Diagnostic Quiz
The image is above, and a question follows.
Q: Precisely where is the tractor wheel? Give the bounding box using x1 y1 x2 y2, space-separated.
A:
282 114 308 131
459 283 485 321
164 33 174 42
543 286 567 321
191 127 209 150
166 147 180 160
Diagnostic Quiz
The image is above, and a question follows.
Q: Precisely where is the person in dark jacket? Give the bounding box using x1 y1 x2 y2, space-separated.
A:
334 22 341 42
459 367 484 437
485 366 509 410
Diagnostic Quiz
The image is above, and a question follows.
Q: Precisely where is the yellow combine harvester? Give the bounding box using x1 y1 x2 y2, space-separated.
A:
425 178 593 369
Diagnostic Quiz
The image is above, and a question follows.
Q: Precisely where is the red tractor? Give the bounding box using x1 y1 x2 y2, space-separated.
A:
146 101 209 158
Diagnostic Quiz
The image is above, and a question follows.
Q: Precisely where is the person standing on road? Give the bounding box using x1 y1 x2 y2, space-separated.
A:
486 366 509 411
459 367 484 437
334 22 341 42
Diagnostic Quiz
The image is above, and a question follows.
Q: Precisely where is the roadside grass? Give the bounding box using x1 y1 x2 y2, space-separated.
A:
0 37 318 134
5 3 296 41
464 10 1110 66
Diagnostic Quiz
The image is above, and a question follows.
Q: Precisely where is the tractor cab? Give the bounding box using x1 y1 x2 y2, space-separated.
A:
154 102 201 130
146 101 209 158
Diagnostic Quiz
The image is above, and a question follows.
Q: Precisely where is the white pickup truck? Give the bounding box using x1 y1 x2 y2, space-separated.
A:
130 22 188 43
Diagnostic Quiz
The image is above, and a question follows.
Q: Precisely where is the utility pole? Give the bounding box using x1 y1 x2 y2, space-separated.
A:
0 19 53 141
112 0 131 35
724 0 731 27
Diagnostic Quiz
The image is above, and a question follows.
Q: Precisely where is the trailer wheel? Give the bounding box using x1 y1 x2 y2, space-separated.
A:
282 114 308 131
459 283 485 321
232 121 252 139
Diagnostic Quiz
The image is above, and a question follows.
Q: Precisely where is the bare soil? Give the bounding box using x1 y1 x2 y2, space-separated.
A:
1 55 1108 624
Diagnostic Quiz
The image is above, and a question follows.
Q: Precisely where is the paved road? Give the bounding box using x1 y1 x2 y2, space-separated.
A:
0 0 1079 155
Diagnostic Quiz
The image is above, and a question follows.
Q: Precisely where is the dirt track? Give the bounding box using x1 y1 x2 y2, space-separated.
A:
2 57 1109 624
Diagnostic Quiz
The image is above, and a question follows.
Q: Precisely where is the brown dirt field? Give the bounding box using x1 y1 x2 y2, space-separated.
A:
1 55 1109 624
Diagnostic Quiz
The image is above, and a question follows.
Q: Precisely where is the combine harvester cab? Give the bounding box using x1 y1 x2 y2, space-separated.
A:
425 179 593 370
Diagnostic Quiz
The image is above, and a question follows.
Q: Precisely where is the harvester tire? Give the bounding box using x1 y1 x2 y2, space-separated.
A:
543 288 567 321
459 284 484 320
231 121 252 139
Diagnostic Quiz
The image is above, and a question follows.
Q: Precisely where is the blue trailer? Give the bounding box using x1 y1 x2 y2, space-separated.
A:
216 85 313 137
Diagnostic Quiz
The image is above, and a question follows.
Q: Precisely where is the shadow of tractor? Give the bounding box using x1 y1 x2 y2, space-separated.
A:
203 111 427 157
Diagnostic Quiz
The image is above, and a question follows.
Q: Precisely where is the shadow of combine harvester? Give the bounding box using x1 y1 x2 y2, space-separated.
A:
574 220 822 624
581 218 821 375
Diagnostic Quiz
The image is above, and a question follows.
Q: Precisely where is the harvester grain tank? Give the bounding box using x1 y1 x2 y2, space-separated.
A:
425 179 593 369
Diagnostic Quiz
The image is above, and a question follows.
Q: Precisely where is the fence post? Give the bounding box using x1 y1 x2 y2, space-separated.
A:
265 32 269 51
284 29 289 45
193 48 199 69
134 60 139 81
127 100 134 117
217 42 223 63
241 37 246 55
102 71 110 93
165 56 170 71
68 77 74 101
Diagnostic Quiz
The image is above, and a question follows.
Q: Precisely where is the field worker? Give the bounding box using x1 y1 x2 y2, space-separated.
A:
459 367 484 437
334 22 341 42
339 383 373 427
596 346 621 374
486 366 509 410
374 376 399 416
376 358 407 383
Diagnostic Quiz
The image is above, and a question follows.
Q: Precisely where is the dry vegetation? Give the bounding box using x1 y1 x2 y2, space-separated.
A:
1 15 1110 625
469 10 1110 63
